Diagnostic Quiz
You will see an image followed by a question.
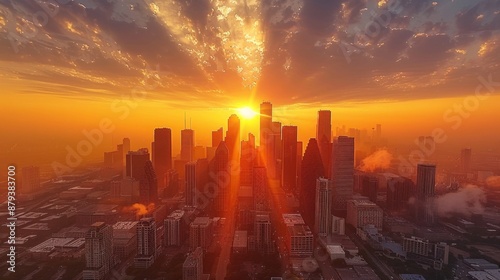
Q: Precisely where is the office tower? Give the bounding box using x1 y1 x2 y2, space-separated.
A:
331 136 355 214
260 102 273 146
165 169 179 198
112 221 138 260
183 247 204 280
346 199 383 230
253 166 268 211
403 237 449 266
386 176 414 211
210 141 230 213
255 214 273 254
185 161 197 207
165 210 186 246
361 176 378 203
225 114 241 162
181 129 195 162
135 217 156 269
152 128 172 190
331 215 345 235
212 127 223 148
416 163 436 225
460 148 472 173
126 149 150 181
300 139 325 226
190 217 213 250
240 134 256 186
83 222 113 280
315 178 333 237
282 126 297 191
140 160 158 204
296 141 303 195
21 166 40 194
317 110 332 177
282 214 314 257
269 121 282 179
193 146 205 160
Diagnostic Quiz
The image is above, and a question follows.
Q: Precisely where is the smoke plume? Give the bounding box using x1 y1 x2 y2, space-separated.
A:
435 185 486 218
124 203 155 216
486 176 500 188
358 149 393 172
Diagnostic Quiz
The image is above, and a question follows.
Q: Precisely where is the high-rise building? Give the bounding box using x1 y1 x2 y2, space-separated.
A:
152 128 172 189
331 215 345 235
126 149 150 182
403 236 449 265
21 166 40 194
460 148 472 173
282 214 314 257
164 210 186 247
315 178 333 237
190 217 213 250
112 221 137 260
317 110 332 177
255 214 273 254
165 169 179 198
240 134 256 186
122 138 131 172
282 126 298 191
210 141 230 213
300 138 325 226
135 217 156 269
140 161 158 204
185 162 197 207
416 163 436 225
83 222 113 280
253 166 269 211
331 136 355 214
225 114 241 162
260 102 273 169
212 127 223 148
270 121 282 179
346 199 383 230
386 175 414 211
181 129 195 162
183 247 204 280
361 176 378 203
296 141 303 195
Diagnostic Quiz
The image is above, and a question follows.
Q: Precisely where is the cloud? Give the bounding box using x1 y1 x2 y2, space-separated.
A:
435 184 486 218
124 203 155 216
486 176 500 188
358 149 393 172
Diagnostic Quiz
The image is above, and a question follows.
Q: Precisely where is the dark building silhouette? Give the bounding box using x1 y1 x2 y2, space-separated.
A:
253 166 269 211
300 138 325 226
240 133 256 186
331 136 355 215
296 141 303 195
386 176 414 211
210 141 230 213
225 114 241 163
416 163 436 225
181 129 195 162
152 128 172 190
141 161 158 204
212 127 223 148
260 102 273 170
282 126 298 192
361 176 378 203
317 110 332 178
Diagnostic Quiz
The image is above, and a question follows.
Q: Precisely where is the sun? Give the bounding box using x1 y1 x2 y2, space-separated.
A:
238 106 258 119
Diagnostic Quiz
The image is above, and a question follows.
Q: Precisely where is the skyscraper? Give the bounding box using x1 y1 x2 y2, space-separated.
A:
255 214 273 254
225 114 241 162
183 247 204 280
315 178 333 237
185 161 197 207
210 141 230 213
300 138 325 226
164 210 186 247
212 127 223 148
152 128 172 190
135 217 156 269
260 102 273 169
21 166 40 194
331 136 355 214
416 163 436 225
83 222 113 280
141 160 158 204
317 110 332 177
190 217 213 250
240 133 256 186
270 121 282 179
296 141 303 195
282 126 298 191
253 166 268 211
181 129 195 162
